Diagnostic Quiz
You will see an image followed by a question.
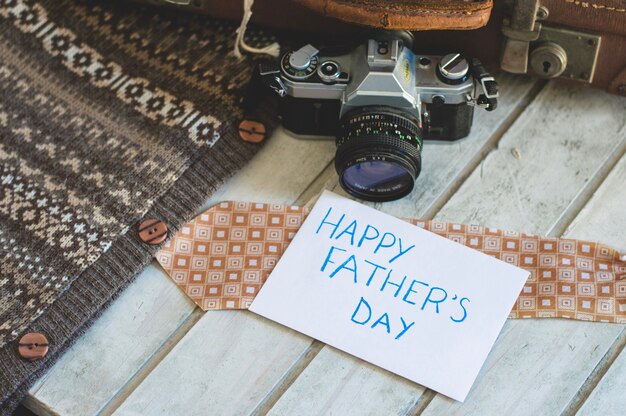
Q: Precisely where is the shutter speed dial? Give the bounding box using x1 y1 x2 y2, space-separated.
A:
282 44 320 80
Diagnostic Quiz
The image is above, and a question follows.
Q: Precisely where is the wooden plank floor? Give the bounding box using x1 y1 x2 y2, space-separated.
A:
23 75 626 416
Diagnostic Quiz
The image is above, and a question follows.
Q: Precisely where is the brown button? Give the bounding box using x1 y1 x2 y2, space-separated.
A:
18 332 49 361
138 218 168 245
238 120 266 143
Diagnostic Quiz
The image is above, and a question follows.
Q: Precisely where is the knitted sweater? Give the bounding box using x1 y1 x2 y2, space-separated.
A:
0 0 277 411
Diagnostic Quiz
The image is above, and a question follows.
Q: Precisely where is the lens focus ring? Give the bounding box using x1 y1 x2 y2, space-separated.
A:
335 106 423 202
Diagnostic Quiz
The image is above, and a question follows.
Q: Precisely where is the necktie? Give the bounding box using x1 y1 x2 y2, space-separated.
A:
156 201 626 322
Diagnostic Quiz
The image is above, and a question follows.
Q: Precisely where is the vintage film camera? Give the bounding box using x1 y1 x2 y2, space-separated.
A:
259 34 499 202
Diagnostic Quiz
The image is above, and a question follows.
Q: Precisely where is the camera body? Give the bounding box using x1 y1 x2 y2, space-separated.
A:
268 39 491 140
258 36 498 202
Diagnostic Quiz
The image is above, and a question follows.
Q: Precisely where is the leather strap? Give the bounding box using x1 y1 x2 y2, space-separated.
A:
542 0 626 37
292 0 494 30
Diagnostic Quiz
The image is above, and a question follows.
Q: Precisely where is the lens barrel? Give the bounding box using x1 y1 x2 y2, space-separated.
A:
335 106 422 202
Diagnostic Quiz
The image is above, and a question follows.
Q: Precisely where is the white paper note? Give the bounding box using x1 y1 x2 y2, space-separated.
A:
250 191 528 401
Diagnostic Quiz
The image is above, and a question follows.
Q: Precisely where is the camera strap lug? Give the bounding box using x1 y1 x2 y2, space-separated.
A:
468 58 499 112
480 77 499 99
258 62 288 97
268 76 287 97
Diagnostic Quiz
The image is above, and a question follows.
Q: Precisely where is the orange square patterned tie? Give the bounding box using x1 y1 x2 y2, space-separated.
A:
155 201 626 322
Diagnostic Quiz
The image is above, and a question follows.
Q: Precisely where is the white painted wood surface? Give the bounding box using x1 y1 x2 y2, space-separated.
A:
578 340 626 416
25 75 626 416
25 263 195 416
565 155 626 416
115 311 313 416
268 346 424 416
269 82 626 416
421 83 626 416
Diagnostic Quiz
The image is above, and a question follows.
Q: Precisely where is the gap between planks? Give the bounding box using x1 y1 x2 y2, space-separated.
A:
556 139 626 415
546 136 626 239
421 80 547 220
407 390 437 416
97 308 205 415
562 329 626 416
511 128 626 415
23 396 61 416
249 341 326 416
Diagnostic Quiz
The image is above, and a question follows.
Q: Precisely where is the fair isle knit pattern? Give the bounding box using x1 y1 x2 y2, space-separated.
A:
0 0 277 411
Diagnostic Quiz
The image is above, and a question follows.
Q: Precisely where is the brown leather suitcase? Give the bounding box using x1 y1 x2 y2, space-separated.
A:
141 0 626 96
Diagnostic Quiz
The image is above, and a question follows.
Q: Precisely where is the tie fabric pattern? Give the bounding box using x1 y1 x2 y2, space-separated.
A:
156 201 626 323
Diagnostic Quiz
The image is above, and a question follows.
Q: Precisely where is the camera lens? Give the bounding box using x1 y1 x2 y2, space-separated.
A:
335 106 422 202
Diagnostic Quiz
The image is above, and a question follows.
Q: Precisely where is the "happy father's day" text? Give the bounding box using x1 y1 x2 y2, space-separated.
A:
315 207 471 340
